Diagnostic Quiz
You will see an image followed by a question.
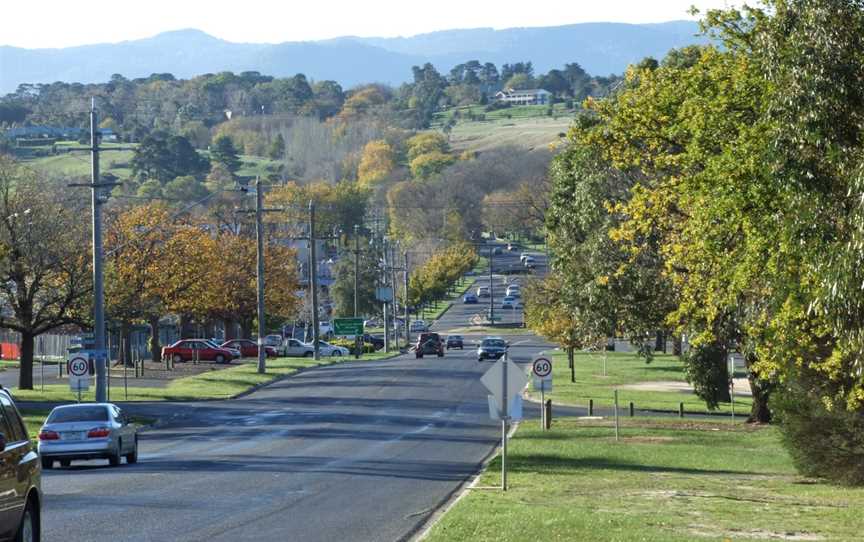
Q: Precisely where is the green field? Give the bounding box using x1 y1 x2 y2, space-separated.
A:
12 352 399 404
426 417 862 541
529 351 751 415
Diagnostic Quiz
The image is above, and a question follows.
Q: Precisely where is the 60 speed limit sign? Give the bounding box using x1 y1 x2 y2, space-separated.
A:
532 357 552 379
68 356 89 377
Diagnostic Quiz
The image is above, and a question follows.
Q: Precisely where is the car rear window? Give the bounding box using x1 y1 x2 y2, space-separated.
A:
48 406 109 423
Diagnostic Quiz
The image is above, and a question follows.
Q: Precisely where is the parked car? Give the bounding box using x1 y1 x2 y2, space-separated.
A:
161 339 236 364
476 286 490 298
409 320 428 332
415 332 444 358
311 340 349 357
221 339 277 358
363 318 382 329
319 321 334 337
477 337 508 362
360 334 385 350
38 403 138 469
0 386 41 542
204 339 241 359
446 335 464 349
463 293 478 304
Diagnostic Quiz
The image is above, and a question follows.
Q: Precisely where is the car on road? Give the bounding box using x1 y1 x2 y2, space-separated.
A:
501 296 518 309
161 339 236 364
507 243 520 252
415 332 444 358
476 286 490 298
221 339 277 358
492 247 503 255
446 335 464 349
505 285 521 297
477 337 508 362
0 386 41 542
38 403 138 470
519 253 530 263
409 320 428 332
523 256 536 267
463 293 478 304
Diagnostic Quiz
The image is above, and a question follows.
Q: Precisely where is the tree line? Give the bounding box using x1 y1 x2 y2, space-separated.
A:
532 0 864 484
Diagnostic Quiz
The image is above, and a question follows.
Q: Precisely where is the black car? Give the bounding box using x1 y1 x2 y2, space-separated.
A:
477 337 508 362
0 387 41 542
446 335 464 349
361 334 385 350
415 332 444 358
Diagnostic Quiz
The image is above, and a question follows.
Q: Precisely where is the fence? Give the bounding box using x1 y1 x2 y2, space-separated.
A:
0 330 75 362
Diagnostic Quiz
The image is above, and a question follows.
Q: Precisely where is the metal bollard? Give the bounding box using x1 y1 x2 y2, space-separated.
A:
629 401 635 417
679 402 685 418
588 399 594 416
544 399 552 430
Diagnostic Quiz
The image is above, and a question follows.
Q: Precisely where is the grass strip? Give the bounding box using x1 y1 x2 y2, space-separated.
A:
426 417 863 542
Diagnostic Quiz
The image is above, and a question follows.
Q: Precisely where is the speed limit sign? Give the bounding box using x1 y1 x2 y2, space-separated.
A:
532 357 552 379
68 356 89 377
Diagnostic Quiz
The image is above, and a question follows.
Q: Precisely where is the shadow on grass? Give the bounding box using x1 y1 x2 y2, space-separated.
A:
504 453 756 477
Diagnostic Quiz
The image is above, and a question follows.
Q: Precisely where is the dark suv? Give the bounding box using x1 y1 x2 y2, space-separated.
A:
0 387 41 542
415 332 444 358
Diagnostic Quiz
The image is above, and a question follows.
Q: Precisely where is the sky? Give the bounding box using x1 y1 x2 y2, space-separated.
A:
3 0 738 49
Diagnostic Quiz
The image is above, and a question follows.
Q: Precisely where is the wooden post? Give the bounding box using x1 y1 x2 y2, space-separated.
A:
679 402 685 418
544 399 552 430
629 401 634 417
589 398 594 416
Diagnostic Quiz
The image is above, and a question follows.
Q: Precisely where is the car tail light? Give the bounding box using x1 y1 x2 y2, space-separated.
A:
87 427 111 438
38 430 59 441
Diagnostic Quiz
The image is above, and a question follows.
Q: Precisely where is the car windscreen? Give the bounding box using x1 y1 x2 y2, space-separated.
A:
482 340 506 348
48 406 109 423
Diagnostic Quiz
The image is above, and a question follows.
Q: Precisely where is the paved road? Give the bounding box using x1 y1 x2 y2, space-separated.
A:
40 314 553 541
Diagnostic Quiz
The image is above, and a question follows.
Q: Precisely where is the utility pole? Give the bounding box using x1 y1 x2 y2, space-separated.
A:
90 100 107 402
309 201 320 360
254 178 266 374
390 240 400 350
403 251 410 346
69 99 122 402
353 224 359 318
489 245 495 326
382 236 389 353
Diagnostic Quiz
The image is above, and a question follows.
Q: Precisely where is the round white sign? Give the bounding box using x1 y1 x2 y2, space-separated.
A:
532 357 552 378
68 356 89 377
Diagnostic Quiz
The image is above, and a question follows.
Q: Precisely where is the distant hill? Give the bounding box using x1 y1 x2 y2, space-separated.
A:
0 22 706 95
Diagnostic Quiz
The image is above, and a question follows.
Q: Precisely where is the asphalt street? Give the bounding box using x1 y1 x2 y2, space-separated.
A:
39 249 556 542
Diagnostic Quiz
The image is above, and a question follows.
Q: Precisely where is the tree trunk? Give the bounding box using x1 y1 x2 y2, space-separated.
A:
18 331 34 390
240 319 253 340
567 345 575 383
121 321 133 367
149 316 161 363
224 320 237 341
746 353 772 423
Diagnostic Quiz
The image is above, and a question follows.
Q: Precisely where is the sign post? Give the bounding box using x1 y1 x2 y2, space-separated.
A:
481 351 527 491
67 353 92 403
532 357 553 430
334 318 365 359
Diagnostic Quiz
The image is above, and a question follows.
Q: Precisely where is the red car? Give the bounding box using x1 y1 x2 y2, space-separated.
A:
221 339 277 358
161 339 236 364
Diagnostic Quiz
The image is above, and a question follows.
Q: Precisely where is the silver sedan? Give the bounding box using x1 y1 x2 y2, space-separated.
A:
38 403 138 469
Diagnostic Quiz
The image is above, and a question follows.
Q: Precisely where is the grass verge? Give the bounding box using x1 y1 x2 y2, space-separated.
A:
12 352 400 404
425 417 863 542
529 350 751 415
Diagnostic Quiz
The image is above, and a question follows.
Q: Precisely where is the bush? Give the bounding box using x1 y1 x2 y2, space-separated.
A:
773 378 864 485
683 341 730 409
329 338 376 355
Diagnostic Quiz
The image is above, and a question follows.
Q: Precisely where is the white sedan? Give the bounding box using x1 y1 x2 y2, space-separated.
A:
309 340 349 357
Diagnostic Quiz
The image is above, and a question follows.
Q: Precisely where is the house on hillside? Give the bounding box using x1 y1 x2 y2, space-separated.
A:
494 88 552 106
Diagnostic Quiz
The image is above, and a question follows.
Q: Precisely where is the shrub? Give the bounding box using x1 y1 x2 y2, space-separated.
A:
683 341 730 409
773 377 864 486
329 338 376 354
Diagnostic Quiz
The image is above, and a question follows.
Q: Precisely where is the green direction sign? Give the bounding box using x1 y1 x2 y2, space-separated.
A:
334 318 364 335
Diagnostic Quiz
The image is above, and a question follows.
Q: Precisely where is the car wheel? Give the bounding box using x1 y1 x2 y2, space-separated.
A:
15 499 36 542
109 442 121 467
215 354 225 364
330 351 340 357
60 459 71 468
40 456 52 470
126 436 138 464
172 354 183 364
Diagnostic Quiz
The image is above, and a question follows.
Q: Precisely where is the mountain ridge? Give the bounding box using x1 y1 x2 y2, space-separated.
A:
0 21 707 94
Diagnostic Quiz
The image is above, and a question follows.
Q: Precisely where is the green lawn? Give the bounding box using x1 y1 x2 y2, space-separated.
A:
432 103 573 124
529 351 751 415
12 353 399 404
426 417 863 542
26 147 136 178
